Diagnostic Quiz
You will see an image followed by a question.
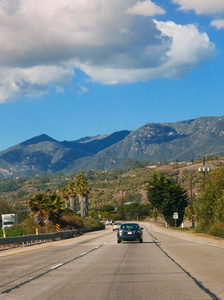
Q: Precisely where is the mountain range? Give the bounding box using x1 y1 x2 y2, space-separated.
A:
0 116 224 178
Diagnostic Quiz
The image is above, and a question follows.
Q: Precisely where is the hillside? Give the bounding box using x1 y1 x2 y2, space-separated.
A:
0 131 130 178
1 159 222 211
64 116 224 172
0 116 224 178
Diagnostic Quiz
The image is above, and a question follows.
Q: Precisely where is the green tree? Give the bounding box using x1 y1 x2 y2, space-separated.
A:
101 204 115 212
124 191 142 203
61 181 76 211
118 204 126 220
47 193 64 224
146 173 188 226
124 203 152 220
0 200 15 215
28 193 47 225
194 168 224 231
28 192 64 225
73 174 90 217
123 158 132 168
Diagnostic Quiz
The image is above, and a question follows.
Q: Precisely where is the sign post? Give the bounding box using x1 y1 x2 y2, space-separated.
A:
173 212 178 227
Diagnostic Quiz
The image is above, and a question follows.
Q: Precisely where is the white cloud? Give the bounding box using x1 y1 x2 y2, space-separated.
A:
153 21 215 77
172 0 224 15
0 64 74 102
126 1 165 17
56 86 64 94
211 19 224 29
77 21 214 84
78 85 89 94
0 0 216 102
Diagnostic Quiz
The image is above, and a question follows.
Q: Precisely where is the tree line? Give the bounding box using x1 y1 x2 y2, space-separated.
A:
28 173 90 226
1 165 223 237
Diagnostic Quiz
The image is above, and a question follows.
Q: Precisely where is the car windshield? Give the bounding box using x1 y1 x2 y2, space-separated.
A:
121 224 139 230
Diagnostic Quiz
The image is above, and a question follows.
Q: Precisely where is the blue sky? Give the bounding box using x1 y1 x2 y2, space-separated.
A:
0 0 224 151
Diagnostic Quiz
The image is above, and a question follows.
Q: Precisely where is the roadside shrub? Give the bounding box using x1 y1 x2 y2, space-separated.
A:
82 218 105 230
60 215 84 229
0 228 28 237
209 221 224 238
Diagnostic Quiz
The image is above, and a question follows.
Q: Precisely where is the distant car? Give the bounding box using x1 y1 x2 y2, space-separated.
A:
112 222 121 231
105 219 114 225
117 222 143 243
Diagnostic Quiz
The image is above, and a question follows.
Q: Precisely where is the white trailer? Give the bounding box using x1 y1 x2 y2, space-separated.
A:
1 214 18 229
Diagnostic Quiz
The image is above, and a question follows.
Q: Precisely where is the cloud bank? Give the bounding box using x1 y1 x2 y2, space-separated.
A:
0 0 215 102
172 0 224 15
173 0 224 30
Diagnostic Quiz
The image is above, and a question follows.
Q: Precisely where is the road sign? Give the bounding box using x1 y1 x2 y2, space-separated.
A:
56 223 60 232
173 212 178 219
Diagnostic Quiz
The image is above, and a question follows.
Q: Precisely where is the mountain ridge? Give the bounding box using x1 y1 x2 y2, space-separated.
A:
0 116 224 178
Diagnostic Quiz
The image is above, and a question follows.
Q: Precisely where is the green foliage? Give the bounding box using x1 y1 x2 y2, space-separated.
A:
124 191 142 203
146 173 168 211
132 160 150 169
60 213 105 230
73 173 90 217
0 178 26 192
194 168 224 236
2 160 224 238
101 204 115 212
123 158 132 168
88 210 100 219
82 218 105 230
121 203 152 221
0 228 28 237
73 173 90 196
146 173 188 226
123 159 150 170
28 192 64 226
0 199 15 215
118 204 126 220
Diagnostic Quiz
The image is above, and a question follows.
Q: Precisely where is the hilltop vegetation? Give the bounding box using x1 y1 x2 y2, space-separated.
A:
0 157 222 210
0 156 224 237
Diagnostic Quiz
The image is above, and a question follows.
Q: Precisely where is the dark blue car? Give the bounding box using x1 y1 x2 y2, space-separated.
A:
117 222 143 243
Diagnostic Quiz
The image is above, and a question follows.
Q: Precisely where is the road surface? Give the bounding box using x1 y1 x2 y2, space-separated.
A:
0 222 223 300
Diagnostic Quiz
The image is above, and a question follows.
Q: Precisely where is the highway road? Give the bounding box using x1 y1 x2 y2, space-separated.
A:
0 222 223 300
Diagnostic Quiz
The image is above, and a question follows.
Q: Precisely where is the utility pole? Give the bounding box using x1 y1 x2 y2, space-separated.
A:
202 155 206 188
197 154 210 189
190 176 194 227
120 190 125 220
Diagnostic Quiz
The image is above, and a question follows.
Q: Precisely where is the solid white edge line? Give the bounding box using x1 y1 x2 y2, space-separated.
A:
51 263 63 270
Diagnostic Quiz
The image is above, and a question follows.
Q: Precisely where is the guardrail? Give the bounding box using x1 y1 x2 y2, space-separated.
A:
0 227 97 248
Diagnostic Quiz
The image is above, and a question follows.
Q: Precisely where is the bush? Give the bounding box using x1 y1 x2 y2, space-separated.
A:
209 222 224 237
0 228 28 237
194 220 224 238
60 215 84 229
82 218 105 230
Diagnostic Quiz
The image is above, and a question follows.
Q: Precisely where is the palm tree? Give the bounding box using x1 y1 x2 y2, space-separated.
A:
74 174 90 217
28 192 64 226
28 193 47 225
61 181 76 211
61 186 69 208
47 193 64 225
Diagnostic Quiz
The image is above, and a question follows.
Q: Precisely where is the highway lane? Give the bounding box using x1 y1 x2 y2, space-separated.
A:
0 224 223 300
143 222 224 300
